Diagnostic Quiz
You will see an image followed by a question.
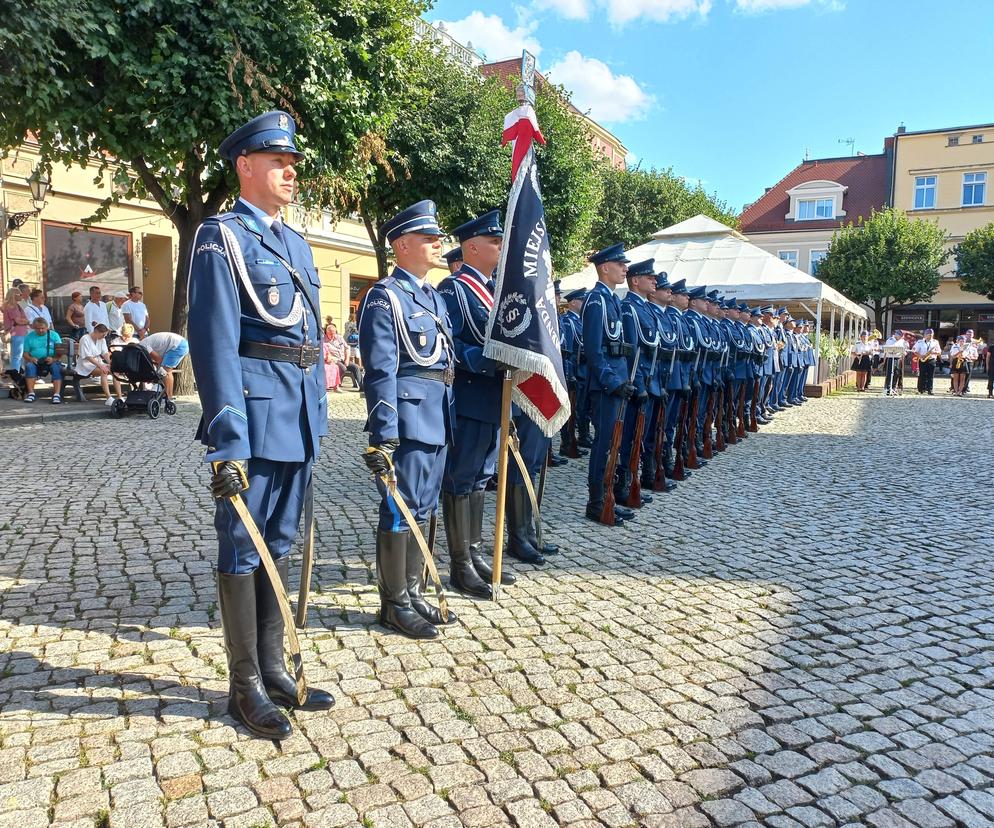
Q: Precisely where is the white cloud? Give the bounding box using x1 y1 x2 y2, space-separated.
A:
733 0 843 11
436 12 542 61
545 51 654 123
539 0 592 19
600 0 711 25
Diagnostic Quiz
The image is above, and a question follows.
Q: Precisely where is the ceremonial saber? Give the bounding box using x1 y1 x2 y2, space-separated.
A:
295 476 315 628
215 471 307 706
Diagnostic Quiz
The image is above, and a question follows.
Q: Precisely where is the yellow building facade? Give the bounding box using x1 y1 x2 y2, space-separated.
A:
0 140 433 337
889 123 994 340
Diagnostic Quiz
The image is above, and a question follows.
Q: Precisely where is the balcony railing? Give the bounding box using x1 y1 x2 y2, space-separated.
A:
414 19 483 69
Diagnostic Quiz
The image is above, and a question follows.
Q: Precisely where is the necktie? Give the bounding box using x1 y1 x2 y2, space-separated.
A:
271 220 290 259
486 278 496 294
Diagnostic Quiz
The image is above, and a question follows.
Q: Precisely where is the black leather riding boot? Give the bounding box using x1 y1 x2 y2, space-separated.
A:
443 492 492 599
407 521 457 625
377 530 438 639
507 484 545 565
468 490 515 585
256 558 335 711
217 571 292 740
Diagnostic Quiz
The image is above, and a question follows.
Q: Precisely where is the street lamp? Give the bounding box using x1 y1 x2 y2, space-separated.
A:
0 164 51 242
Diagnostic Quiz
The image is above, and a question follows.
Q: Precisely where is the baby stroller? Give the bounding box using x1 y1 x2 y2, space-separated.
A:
5 369 27 400
109 343 176 419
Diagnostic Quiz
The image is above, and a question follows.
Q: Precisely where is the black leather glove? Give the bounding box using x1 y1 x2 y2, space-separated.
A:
636 389 649 402
210 461 249 500
363 440 399 475
614 383 636 399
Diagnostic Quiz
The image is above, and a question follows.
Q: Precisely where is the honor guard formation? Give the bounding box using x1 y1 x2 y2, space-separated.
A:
189 113 816 740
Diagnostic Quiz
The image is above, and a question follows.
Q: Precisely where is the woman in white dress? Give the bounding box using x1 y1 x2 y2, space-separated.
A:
850 331 873 392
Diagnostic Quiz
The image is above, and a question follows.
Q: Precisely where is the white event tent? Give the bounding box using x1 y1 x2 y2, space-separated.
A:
559 215 868 377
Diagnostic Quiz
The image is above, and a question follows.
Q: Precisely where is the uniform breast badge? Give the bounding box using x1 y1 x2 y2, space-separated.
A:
418 333 427 348
268 287 280 306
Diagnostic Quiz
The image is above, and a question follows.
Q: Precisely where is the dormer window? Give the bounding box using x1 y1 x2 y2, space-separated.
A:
797 198 834 220
784 179 846 222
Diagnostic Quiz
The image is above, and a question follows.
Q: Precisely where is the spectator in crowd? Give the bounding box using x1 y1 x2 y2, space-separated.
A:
14 280 31 309
65 291 87 340
22 316 64 403
950 335 978 397
84 284 109 333
117 322 138 344
324 322 362 391
24 289 53 326
322 324 342 392
2 287 29 371
107 290 128 335
138 331 188 399
913 328 941 395
76 323 124 405
122 286 150 339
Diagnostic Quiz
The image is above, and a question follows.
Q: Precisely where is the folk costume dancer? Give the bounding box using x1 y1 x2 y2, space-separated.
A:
645 273 678 492
188 112 335 740
582 244 636 525
436 210 516 598
616 260 658 507
359 200 457 639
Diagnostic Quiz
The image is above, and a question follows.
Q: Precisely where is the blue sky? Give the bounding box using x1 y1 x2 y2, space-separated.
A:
427 0 993 213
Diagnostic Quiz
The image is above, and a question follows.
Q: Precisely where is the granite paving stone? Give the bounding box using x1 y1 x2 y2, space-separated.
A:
1 384 992 827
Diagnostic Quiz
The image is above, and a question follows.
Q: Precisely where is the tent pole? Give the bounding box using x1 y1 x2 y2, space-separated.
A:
814 298 824 380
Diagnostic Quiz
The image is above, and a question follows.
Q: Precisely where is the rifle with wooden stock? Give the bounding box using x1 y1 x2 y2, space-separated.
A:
624 394 647 508
652 390 669 491
672 395 688 481
736 382 747 438
725 379 737 445
748 378 760 432
600 347 640 525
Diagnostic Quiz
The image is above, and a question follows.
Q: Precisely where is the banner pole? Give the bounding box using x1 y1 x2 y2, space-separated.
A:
491 371 514 600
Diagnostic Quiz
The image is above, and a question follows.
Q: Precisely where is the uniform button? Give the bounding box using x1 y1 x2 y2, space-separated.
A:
270 277 277 284
304 367 310 374
243 388 249 396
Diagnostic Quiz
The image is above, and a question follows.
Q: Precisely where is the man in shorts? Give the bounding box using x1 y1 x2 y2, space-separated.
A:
138 331 188 399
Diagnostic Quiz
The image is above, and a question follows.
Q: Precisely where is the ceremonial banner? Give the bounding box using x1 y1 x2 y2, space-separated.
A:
483 103 569 436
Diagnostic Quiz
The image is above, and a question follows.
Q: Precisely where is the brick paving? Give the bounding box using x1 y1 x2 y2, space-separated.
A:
1 384 993 827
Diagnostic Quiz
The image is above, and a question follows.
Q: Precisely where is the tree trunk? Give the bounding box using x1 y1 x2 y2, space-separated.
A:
360 206 390 280
169 214 198 396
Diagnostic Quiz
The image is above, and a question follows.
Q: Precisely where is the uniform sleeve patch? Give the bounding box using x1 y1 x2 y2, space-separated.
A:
366 297 390 312
197 241 226 257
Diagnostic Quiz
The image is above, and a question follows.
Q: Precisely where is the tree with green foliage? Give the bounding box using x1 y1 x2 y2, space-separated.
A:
0 0 422 348
817 208 949 330
324 52 605 279
955 222 994 300
590 165 739 251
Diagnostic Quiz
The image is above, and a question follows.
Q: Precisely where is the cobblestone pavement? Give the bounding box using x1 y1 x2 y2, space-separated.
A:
2 383 993 828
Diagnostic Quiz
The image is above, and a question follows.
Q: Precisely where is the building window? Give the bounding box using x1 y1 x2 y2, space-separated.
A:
963 172 986 206
948 136 960 147
973 135 984 144
810 250 828 276
914 175 937 209
778 250 798 268
796 197 834 220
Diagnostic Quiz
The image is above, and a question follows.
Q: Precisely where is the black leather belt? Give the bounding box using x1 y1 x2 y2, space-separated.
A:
398 366 454 386
239 341 321 368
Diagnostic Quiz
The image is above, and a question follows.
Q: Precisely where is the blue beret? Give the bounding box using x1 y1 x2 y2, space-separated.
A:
688 286 707 300
670 278 688 295
626 259 655 278
565 288 586 302
219 111 303 162
442 247 463 264
655 273 671 289
453 210 503 243
589 243 630 266
382 200 444 244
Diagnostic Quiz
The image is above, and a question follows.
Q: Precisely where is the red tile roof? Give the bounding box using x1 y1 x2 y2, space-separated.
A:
740 153 890 234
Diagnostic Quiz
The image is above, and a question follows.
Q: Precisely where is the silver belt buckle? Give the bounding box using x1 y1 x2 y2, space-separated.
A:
442 365 455 386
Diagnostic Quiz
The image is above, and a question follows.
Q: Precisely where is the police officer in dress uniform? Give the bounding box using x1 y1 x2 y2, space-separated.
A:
645 273 677 492
728 301 754 436
559 288 587 456
616 260 658 506
746 307 769 426
436 211 519 593
358 200 458 639
546 281 569 468
564 288 594 449
188 112 335 740
684 286 715 463
582 244 636 525
758 306 778 418
442 246 463 274
662 279 695 477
